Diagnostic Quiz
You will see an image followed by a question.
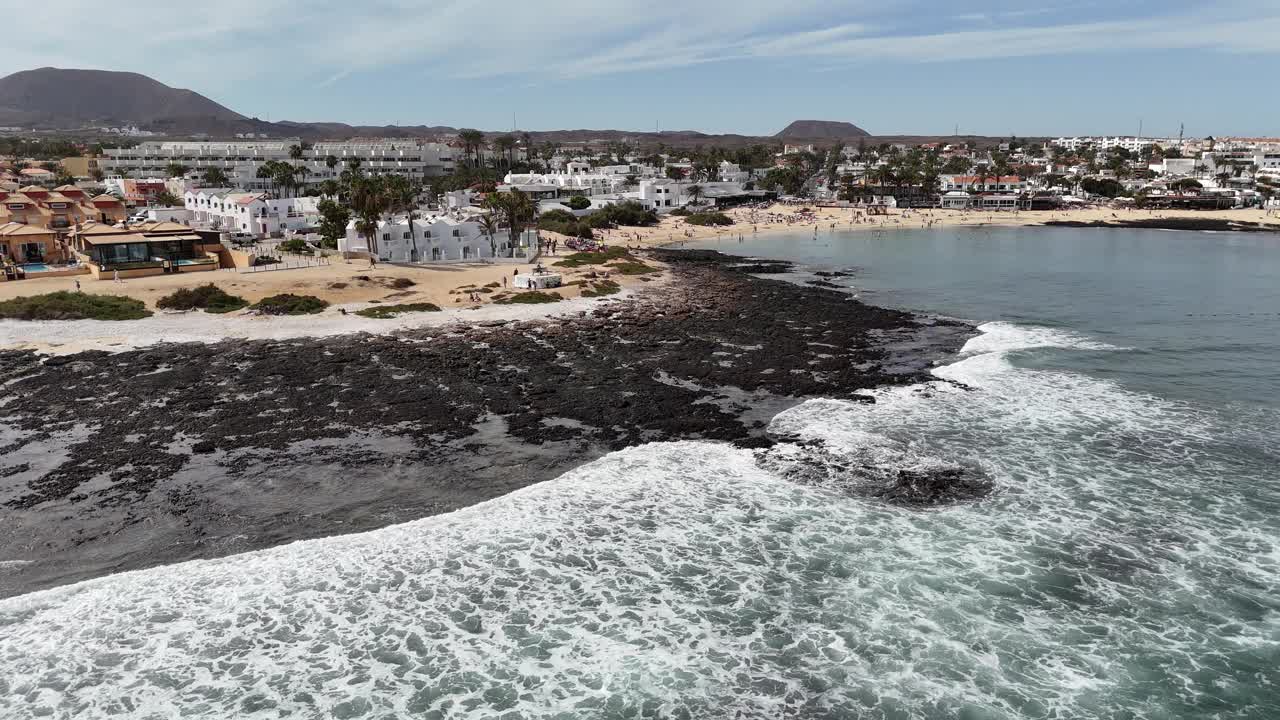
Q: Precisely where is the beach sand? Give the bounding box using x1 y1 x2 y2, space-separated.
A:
0 252 658 309
599 204 1280 248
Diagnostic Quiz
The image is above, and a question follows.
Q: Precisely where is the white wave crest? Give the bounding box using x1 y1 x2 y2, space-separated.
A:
960 321 1123 355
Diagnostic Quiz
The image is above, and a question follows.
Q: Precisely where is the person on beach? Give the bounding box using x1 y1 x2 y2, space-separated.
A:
74 279 81 292
113 270 121 284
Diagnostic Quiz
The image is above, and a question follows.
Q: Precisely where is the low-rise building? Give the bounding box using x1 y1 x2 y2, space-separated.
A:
69 221 221 279
0 222 63 264
940 175 1028 193
183 190 319 237
339 215 537 263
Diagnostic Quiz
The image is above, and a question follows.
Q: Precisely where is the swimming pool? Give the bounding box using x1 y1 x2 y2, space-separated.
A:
20 263 52 273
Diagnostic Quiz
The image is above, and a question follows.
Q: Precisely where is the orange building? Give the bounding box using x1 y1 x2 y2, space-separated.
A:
0 222 64 265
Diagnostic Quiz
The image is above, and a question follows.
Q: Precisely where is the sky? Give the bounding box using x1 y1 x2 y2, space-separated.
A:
5 0 1279 137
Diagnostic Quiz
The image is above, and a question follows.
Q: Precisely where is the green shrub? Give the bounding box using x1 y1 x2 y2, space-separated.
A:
539 209 578 224
355 302 442 319
156 284 248 314
564 195 591 210
669 207 692 217
278 238 311 254
538 219 594 239
495 291 562 305
610 261 658 275
553 246 631 268
580 280 621 297
250 293 329 315
685 212 734 226
584 200 659 228
0 291 151 321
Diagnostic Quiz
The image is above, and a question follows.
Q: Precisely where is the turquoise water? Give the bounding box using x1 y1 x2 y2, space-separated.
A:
694 226 1280 409
1 227 1277 718
19 263 52 273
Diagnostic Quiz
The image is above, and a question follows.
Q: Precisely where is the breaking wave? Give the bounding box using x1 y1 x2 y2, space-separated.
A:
2 323 1277 719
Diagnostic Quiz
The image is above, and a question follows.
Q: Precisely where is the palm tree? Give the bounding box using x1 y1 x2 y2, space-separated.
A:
484 189 535 255
256 162 277 196
493 135 517 170
686 184 704 206
384 175 419 260
201 167 230 187
351 176 390 257
458 129 485 168
165 162 189 179
478 211 500 258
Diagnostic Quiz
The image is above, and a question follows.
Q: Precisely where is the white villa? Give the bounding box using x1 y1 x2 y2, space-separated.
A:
183 189 320 237
339 214 537 264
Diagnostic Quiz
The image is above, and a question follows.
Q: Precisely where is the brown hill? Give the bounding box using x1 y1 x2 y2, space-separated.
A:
0 67 273 135
775 120 871 139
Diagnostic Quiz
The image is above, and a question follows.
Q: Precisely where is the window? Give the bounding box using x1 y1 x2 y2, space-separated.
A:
403 232 411 239
383 233 390 241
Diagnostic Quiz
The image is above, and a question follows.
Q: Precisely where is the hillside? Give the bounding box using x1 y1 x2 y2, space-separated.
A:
775 120 871 139
0 67 271 135
0 68 1031 148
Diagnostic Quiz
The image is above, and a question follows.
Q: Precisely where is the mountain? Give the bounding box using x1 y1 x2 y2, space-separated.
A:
0 68 1029 148
775 120 871 140
0 67 273 135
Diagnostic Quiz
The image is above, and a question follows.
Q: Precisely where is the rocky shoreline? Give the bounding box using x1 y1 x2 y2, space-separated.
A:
1043 217 1280 233
0 250 973 598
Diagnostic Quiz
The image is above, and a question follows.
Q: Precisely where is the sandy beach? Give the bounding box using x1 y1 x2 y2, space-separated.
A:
0 254 656 309
596 204 1280 248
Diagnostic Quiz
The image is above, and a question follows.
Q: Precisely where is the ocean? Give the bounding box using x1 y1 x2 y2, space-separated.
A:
2 226 1277 718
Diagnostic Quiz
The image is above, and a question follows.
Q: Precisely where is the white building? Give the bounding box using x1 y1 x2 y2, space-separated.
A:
718 161 750 183
105 140 456 191
183 189 320 236
1149 158 1198 176
503 171 626 196
339 215 537 263
638 179 686 209
939 175 1028 193
1051 136 1171 153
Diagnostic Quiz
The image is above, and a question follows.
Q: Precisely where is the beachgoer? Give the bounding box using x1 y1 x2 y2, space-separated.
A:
74 279 81 292
113 270 121 283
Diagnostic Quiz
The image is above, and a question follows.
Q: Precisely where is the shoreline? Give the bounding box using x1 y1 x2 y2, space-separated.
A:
600 204 1280 249
0 250 972 598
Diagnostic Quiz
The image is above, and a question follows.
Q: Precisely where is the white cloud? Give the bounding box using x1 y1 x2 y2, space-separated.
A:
1 0 1276 92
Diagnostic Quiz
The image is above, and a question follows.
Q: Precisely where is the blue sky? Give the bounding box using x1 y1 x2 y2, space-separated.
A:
7 0 1278 136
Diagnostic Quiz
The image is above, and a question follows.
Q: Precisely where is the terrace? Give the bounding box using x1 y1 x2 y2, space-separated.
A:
69 222 222 279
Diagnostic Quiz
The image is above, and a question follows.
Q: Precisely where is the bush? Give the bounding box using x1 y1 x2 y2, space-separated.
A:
495 291 562 305
539 209 577 224
580 280 621 297
610 261 658 275
585 200 659 228
553 246 631 268
538 219 594 239
355 302 442 319
685 212 734 226
156 284 248 314
250 294 329 315
669 207 692 217
0 291 152 321
564 195 591 210
278 238 310 254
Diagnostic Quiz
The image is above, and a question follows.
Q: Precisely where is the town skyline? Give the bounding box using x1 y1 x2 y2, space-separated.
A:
4 0 1278 138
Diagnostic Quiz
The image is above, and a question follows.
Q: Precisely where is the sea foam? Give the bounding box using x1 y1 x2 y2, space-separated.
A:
2 322 1277 719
